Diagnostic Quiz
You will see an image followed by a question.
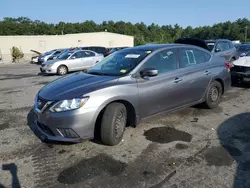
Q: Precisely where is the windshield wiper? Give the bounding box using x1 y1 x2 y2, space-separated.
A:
88 72 109 76
87 72 120 76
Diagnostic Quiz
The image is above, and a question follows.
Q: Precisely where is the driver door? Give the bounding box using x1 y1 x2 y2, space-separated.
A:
137 48 181 118
68 51 85 71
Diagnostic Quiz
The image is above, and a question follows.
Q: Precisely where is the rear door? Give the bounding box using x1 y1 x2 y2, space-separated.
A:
81 51 98 68
176 47 212 104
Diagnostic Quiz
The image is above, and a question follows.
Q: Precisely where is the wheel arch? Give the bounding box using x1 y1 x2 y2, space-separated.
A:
93 99 137 139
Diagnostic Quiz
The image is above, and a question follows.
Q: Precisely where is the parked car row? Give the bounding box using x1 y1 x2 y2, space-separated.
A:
32 38 233 146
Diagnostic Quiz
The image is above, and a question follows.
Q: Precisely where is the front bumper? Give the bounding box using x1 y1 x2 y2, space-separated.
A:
40 65 57 74
32 106 100 143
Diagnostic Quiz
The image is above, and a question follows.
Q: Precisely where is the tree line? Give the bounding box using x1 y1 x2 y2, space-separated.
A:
0 17 249 45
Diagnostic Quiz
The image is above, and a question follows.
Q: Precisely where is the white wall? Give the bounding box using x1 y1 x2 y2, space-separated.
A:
0 32 134 62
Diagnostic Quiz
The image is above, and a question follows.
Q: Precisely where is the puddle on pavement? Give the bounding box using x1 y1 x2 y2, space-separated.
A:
144 127 193 144
175 143 189 150
57 153 127 184
204 146 233 166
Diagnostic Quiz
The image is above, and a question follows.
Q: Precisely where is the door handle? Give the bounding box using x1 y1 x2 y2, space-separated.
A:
205 70 211 75
174 78 183 83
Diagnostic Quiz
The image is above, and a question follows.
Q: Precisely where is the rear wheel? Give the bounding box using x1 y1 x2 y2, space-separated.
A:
57 65 68 75
204 81 223 109
101 103 127 146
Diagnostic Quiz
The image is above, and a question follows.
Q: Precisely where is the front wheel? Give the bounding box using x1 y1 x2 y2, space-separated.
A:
204 81 223 109
57 65 68 75
101 103 127 146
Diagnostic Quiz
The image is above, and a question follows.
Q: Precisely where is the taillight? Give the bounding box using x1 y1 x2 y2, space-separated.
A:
225 62 231 72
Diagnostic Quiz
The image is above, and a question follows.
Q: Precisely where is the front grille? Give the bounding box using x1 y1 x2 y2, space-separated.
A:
37 122 55 136
57 128 80 138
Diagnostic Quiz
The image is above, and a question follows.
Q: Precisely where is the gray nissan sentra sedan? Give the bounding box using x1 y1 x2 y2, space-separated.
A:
32 40 231 146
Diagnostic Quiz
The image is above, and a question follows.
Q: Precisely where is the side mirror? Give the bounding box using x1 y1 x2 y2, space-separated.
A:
215 48 221 52
71 56 76 59
240 53 246 57
140 68 158 77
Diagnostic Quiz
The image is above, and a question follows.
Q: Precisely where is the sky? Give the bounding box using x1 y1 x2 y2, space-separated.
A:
0 0 250 28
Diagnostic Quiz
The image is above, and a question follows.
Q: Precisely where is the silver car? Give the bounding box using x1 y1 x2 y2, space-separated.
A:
40 50 104 75
32 42 231 146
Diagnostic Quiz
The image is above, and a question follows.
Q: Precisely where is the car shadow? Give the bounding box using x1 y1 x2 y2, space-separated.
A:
37 72 57 77
0 163 21 188
217 112 250 187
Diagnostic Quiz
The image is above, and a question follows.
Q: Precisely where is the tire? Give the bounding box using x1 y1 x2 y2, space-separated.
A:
57 65 68 75
204 81 223 109
101 103 127 146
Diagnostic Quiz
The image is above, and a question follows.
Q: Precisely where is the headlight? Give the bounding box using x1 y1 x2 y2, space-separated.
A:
47 64 53 67
49 97 89 112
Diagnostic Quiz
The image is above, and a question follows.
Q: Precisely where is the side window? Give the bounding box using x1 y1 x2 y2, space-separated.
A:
71 51 85 59
84 51 95 57
222 42 230 51
142 49 178 74
179 48 196 68
54 51 62 55
215 42 223 52
247 52 250 57
193 49 211 64
228 42 234 49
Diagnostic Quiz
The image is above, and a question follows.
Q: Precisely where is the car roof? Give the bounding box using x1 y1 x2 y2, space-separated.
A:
122 44 184 52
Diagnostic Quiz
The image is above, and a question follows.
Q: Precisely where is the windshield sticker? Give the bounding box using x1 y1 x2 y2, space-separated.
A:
125 54 140 58
120 69 127 73
146 50 152 54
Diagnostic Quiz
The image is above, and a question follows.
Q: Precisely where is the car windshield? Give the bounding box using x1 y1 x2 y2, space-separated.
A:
206 42 215 51
87 49 151 76
43 50 55 56
57 51 73 60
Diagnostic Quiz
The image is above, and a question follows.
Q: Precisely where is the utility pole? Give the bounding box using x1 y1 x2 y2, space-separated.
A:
245 26 248 42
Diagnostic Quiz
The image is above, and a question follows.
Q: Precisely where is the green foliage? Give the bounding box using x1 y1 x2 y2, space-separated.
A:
0 17 250 45
11 46 24 63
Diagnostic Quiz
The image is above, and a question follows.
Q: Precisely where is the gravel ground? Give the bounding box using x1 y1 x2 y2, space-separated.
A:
0 63 250 188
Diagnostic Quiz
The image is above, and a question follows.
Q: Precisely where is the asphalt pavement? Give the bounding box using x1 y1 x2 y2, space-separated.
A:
0 63 250 188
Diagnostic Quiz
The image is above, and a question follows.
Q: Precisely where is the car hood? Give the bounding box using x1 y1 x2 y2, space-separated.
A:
233 58 250 67
38 72 119 100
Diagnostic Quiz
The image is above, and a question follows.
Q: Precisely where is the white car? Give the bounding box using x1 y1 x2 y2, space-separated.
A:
231 51 250 83
40 50 104 75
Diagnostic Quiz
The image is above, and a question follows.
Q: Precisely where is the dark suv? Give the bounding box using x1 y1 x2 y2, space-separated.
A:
81 46 108 57
205 39 238 62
